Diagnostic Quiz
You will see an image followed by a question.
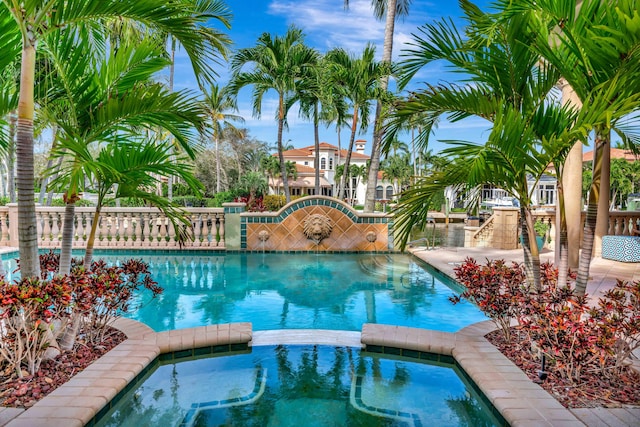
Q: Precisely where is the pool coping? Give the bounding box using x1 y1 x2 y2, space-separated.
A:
2 319 585 427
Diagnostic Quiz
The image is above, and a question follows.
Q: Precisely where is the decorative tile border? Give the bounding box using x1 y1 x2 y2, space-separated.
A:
240 196 392 251
361 323 584 427
4 320 252 427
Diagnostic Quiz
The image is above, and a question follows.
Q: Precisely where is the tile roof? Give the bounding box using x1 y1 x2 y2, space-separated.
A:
583 148 639 162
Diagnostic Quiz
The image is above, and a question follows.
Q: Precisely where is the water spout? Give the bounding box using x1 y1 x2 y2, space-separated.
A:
258 230 270 254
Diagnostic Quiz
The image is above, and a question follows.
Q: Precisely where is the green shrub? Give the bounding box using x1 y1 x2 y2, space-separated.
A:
173 196 205 207
211 191 236 207
50 198 95 207
0 196 10 206
263 195 286 211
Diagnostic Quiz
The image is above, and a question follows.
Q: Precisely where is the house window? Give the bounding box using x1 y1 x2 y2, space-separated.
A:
375 186 383 199
320 158 326 170
329 157 333 170
386 186 394 200
304 161 309 166
538 184 555 205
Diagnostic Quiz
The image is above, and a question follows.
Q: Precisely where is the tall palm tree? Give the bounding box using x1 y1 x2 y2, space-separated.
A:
381 153 411 198
503 0 640 294
343 0 413 213
43 35 207 274
228 26 319 203
202 84 244 193
293 56 328 196
385 2 598 290
0 0 231 278
326 44 390 200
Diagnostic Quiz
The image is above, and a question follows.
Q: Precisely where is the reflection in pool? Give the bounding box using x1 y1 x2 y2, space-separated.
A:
96 345 501 427
107 252 486 332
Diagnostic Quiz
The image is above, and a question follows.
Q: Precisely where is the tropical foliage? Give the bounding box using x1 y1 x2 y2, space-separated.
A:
229 25 319 203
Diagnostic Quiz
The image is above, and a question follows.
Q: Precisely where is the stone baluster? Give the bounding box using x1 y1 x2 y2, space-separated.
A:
78 211 89 248
129 214 142 247
97 213 108 247
217 213 225 247
51 212 61 247
203 213 212 247
167 217 177 248
141 212 151 245
192 213 202 247
40 211 52 247
0 210 9 245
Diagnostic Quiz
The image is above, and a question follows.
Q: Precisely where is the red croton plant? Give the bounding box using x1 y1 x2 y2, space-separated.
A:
452 258 640 387
0 252 162 379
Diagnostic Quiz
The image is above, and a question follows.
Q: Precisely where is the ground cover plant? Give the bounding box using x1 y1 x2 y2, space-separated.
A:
452 258 640 407
0 252 161 407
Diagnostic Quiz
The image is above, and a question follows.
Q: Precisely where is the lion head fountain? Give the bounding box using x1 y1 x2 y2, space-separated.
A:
303 214 333 245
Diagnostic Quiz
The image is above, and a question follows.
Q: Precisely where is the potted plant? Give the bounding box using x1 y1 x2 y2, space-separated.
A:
533 221 549 250
519 221 549 251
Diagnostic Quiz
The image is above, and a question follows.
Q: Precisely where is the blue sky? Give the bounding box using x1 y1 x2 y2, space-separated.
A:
175 0 494 154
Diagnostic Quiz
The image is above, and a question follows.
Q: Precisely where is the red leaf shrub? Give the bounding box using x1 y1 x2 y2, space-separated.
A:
0 276 73 376
452 258 640 385
451 258 526 342
1 252 162 378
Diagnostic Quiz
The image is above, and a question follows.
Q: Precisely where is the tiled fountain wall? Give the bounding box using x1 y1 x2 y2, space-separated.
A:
241 196 393 251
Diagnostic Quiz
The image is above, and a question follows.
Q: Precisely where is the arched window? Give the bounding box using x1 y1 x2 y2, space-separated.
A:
386 186 394 200
375 186 383 200
320 158 326 170
328 157 333 170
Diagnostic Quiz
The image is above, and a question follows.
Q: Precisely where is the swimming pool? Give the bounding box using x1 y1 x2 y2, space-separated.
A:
1 251 486 332
118 252 485 332
95 344 502 427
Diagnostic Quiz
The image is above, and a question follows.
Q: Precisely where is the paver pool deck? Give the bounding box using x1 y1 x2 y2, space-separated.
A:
1 246 639 426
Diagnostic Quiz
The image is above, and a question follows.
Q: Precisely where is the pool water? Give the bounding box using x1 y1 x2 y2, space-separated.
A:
0 251 486 332
121 252 485 332
95 345 501 427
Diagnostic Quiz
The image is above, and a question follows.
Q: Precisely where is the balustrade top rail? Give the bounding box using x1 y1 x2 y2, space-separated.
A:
0 206 225 250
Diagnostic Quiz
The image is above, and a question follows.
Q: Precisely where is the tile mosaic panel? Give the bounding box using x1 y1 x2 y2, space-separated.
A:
242 197 391 252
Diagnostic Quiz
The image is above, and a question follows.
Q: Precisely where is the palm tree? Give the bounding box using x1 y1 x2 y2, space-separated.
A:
349 163 368 204
343 0 413 213
0 0 231 278
385 2 597 290
202 84 244 194
43 35 207 275
228 26 319 204
325 44 390 200
381 153 411 199
503 0 640 294
293 56 327 196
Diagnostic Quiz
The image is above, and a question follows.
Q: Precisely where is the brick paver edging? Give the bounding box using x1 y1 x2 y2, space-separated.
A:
361 322 584 427
3 319 252 427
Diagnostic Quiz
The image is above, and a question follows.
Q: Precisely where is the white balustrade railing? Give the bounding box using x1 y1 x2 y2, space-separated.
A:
0 205 225 249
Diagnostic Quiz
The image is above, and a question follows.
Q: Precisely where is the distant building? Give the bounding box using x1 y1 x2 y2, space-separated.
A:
270 141 394 205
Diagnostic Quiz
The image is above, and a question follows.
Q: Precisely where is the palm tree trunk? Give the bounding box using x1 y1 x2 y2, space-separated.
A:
520 206 541 291
7 111 16 203
338 109 359 200
59 198 78 275
215 133 221 193
594 139 611 257
555 170 569 288
314 102 320 196
16 42 40 279
84 206 102 267
559 80 583 269
277 95 291 203
167 42 176 201
575 129 607 295
364 0 397 212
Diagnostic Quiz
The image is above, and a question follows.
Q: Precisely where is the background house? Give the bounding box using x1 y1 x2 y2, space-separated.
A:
270 140 394 206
